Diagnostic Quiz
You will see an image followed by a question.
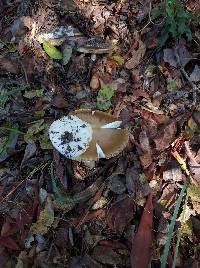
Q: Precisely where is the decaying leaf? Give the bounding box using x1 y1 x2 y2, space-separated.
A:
0 128 19 162
107 197 135 233
62 47 73 65
0 56 21 74
154 121 177 151
68 255 103 268
92 245 122 265
0 236 20 251
30 194 54 235
189 184 200 214
125 38 146 70
189 65 200 82
131 194 153 268
21 143 37 167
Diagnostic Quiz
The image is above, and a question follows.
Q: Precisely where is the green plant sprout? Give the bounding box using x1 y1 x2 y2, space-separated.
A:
151 0 193 46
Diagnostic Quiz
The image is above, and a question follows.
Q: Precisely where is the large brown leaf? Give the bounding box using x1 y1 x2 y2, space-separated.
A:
131 194 153 268
107 197 135 233
154 121 177 151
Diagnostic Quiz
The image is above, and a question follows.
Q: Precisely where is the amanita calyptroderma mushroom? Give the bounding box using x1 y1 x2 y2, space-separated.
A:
49 109 129 161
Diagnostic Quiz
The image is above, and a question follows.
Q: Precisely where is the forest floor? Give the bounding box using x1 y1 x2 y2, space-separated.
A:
0 0 200 267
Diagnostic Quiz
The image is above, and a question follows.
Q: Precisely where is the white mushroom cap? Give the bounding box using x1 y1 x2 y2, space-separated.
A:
49 115 92 158
49 110 129 161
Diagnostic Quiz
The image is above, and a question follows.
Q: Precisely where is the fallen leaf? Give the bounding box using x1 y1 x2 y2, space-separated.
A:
0 129 18 162
163 160 183 182
90 74 100 90
192 111 200 126
163 42 192 68
51 95 68 108
99 240 127 250
131 194 153 268
140 153 153 169
68 255 102 268
0 237 20 251
126 167 140 193
107 197 135 233
125 39 146 69
43 42 63 60
92 245 122 265
108 174 126 194
184 141 200 186
175 42 192 67
0 56 21 74
0 247 9 268
163 48 177 67
139 130 151 154
21 143 37 167
53 150 65 187
112 55 125 65
153 121 177 151
70 209 106 227
189 65 200 82
30 195 54 235
188 184 200 214
62 47 73 65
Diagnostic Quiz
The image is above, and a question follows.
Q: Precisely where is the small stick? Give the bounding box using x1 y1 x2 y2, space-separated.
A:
171 150 198 187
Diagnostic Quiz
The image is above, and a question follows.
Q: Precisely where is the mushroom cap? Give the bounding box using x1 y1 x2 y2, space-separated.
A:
71 110 129 161
49 109 129 161
49 115 92 158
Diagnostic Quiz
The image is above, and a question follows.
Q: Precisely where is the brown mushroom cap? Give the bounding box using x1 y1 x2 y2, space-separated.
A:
71 109 129 161
71 109 120 127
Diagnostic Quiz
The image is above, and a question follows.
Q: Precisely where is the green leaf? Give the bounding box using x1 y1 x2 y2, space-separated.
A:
24 119 45 143
96 84 114 111
0 126 19 162
43 41 63 60
112 55 125 65
62 47 73 65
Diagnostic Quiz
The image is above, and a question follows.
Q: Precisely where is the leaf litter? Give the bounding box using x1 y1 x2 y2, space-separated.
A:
0 0 200 267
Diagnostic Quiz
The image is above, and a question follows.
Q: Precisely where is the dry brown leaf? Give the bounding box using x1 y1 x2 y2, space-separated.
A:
131 194 153 268
92 246 122 265
90 74 100 90
125 39 146 70
0 56 21 74
153 121 177 151
107 197 135 233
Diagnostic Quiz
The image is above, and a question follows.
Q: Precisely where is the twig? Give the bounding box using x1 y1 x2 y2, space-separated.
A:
171 149 198 187
18 59 29 85
137 1 166 33
0 161 50 205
